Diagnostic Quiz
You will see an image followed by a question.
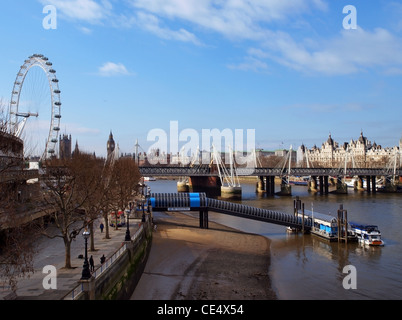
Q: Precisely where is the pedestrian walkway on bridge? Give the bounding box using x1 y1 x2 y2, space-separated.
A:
149 192 312 232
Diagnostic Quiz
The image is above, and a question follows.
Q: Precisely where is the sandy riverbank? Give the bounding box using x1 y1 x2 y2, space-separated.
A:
131 211 277 300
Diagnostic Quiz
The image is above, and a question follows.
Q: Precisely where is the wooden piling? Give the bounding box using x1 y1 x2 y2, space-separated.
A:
337 204 348 243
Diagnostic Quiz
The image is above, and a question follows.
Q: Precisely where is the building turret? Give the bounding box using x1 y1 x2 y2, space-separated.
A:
59 134 72 160
107 131 115 157
399 135 402 151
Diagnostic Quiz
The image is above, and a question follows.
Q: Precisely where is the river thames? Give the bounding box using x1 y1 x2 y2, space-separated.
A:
147 179 402 300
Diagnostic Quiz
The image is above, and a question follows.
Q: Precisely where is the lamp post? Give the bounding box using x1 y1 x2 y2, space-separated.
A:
125 208 131 242
147 186 151 213
81 228 91 280
142 185 147 222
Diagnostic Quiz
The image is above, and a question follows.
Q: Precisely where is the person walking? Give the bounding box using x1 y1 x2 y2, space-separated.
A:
89 255 95 272
100 222 104 233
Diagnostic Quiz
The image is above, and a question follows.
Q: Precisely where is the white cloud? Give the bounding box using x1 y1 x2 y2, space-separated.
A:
135 12 201 45
227 57 269 73
78 26 93 34
128 0 326 41
38 0 402 76
97 62 133 77
39 0 112 24
127 1 402 76
264 27 402 75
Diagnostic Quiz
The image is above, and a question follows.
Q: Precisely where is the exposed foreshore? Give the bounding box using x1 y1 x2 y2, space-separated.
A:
131 211 277 300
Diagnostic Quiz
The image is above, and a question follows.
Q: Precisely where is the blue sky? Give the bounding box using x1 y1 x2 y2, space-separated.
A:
1 0 402 157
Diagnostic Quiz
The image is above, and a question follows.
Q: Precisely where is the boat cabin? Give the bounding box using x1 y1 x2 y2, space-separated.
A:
302 209 339 241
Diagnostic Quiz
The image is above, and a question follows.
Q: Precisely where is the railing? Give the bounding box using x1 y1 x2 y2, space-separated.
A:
91 243 128 279
149 193 312 231
69 282 84 300
207 197 312 230
139 166 401 177
0 169 39 182
62 224 144 300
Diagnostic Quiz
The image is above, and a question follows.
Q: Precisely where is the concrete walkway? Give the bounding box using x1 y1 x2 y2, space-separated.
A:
0 219 141 300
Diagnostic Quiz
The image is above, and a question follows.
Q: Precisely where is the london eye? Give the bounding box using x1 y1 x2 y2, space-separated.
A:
9 54 62 160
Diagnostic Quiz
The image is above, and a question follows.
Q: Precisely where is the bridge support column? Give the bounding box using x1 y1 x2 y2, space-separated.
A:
335 176 348 194
177 180 189 192
199 210 209 229
356 176 364 190
382 176 397 192
309 176 318 193
316 176 329 195
256 176 265 193
366 176 371 193
371 175 376 193
267 176 275 196
319 176 324 195
277 177 292 196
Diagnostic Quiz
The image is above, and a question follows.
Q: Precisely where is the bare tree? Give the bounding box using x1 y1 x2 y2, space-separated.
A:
0 99 39 291
0 186 38 292
40 152 103 268
106 158 141 233
79 156 108 251
0 99 8 133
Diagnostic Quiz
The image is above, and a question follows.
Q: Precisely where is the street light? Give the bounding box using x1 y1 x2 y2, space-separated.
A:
139 183 146 222
125 208 131 242
81 228 91 280
147 186 151 213
142 186 146 222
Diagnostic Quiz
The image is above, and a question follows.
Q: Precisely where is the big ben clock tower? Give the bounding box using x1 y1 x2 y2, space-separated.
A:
107 131 115 157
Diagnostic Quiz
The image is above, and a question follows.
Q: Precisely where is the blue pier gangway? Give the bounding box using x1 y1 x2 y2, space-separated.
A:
149 192 312 231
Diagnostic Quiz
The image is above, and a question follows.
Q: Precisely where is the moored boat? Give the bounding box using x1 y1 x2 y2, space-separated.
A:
350 223 384 246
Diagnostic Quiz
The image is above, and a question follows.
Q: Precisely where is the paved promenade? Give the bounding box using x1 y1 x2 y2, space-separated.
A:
0 219 141 300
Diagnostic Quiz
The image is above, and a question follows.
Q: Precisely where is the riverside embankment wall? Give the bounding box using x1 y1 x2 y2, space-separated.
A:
74 217 152 300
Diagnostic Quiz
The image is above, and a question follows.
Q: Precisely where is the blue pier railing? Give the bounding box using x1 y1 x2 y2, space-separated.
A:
149 193 312 231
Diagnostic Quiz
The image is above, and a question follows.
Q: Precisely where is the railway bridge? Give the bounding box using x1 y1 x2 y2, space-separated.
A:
140 166 401 195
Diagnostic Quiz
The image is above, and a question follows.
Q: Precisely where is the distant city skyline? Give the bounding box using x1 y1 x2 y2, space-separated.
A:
0 1 401 157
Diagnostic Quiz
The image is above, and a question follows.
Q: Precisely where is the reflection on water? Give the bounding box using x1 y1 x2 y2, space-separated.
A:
147 179 402 300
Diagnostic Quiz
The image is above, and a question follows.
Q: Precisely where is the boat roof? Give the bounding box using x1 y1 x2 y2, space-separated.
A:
350 223 379 229
297 209 337 223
